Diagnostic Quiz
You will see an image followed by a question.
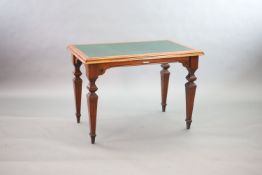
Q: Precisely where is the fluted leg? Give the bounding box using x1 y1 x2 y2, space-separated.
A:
184 57 198 129
72 56 82 123
160 63 170 112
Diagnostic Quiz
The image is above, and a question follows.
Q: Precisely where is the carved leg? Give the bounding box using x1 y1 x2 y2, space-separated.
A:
160 63 170 112
87 77 98 144
184 57 198 129
85 65 100 144
72 56 82 123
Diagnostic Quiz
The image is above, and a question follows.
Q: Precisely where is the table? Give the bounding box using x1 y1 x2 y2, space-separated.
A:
68 40 204 144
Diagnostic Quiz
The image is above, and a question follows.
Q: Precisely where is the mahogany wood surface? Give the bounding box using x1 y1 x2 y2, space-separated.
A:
183 56 198 129
72 56 82 123
160 63 170 112
85 64 99 144
69 40 204 144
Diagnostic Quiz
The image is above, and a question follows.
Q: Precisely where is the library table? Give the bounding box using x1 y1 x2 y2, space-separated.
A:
68 40 204 144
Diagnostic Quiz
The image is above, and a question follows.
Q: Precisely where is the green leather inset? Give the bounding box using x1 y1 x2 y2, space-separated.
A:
75 40 192 58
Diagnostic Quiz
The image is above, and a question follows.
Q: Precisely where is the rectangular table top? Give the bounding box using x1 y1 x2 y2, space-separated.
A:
68 40 204 64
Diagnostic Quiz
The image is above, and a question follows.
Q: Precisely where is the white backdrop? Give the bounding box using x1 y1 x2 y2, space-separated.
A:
0 0 262 175
1 0 262 91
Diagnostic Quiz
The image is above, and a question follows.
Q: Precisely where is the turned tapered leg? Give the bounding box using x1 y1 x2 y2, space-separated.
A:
160 63 170 112
85 64 106 144
72 56 82 123
184 57 198 129
86 76 98 144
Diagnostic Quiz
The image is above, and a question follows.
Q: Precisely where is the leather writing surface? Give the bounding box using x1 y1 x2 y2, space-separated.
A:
75 40 192 58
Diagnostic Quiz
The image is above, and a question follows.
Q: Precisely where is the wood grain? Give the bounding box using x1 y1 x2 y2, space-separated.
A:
183 56 198 129
72 55 82 123
160 63 170 112
85 64 99 144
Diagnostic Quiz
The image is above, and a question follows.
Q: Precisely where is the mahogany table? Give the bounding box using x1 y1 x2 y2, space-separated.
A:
68 40 204 144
